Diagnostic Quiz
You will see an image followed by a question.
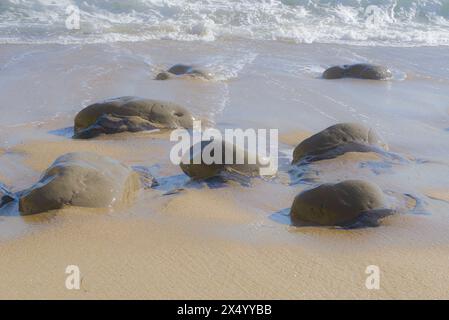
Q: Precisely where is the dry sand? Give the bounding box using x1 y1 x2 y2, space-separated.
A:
1 191 449 299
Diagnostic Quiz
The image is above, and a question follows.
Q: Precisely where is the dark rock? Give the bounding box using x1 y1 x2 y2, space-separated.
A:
323 64 392 80
180 140 261 180
0 183 14 207
155 72 171 80
168 64 194 75
290 180 386 226
155 64 211 80
73 96 195 139
292 123 388 164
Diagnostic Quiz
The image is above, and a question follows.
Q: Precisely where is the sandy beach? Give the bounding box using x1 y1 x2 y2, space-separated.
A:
1 1 449 300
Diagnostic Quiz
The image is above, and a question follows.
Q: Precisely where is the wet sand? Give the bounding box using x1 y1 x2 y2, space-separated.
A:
1 39 449 299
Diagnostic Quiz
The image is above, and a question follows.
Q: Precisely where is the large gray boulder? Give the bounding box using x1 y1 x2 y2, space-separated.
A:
74 96 195 139
292 123 388 164
323 64 392 80
18 152 141 215
290 180 386 226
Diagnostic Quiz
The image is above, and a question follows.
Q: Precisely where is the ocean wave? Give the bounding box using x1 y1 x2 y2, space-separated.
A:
1 0 449 46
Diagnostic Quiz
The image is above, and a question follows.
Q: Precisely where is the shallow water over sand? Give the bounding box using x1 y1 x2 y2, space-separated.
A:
1 40 449 298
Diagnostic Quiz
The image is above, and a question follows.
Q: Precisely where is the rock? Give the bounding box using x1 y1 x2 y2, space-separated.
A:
168 64 194 75
180 139 262 180
155 64 211 80
292 123 388 164
323 64 392 80
73 96 195 139
290 180 386 226
155 72 171 80
18 152 141 215
0 183 14 207
180 141 224 180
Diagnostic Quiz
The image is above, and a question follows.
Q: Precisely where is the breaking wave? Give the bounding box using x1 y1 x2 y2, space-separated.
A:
1 0 449 46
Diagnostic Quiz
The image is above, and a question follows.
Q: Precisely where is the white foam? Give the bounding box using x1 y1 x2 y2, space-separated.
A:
1 0 449 46
204 51 259 81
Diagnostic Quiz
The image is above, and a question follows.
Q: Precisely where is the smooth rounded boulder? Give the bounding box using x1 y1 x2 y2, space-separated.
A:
180 139 264 180
18 152 141 215
74 96 195 139
155 64 211 80
292 123 388 164
323 64 392 80
290 180 386 226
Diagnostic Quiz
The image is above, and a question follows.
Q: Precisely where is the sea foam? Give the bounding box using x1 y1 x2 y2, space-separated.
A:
1 0 449 46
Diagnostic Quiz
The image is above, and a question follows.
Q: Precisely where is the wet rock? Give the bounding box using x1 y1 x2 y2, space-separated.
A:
18 152 141 215
180 141 226 180
0 183 14 207
74 96 195 139
292 123 388 164
290 180 386 226
155 64 211 80
74 114 158 139
180 139 262 180
155 72 171 80
323 64 392 80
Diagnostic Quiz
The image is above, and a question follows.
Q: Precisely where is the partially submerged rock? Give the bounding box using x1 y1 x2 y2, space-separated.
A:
323 64 392 80
180 139 264 180
155 64 212 80
155 72 171 80
18 152 141 215
290 180 387 226
74 96 195 139
292 123 388 164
